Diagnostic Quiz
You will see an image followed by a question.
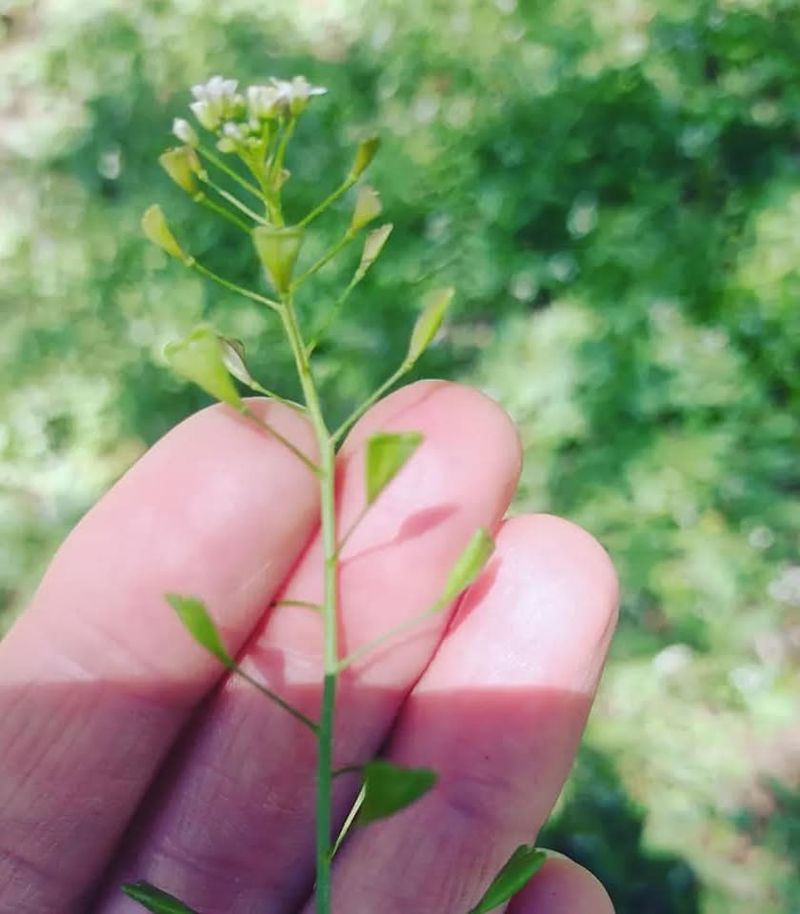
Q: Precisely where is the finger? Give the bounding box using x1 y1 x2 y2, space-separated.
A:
0 401 319 914
99 380 521 914
507 855 614 914
317 513 618 914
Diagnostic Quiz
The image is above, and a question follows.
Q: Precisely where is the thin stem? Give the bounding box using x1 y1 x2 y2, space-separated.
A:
196 194 251 233
201 178 268 224
335 502 370 558
240 378 307 414
233 666 319 733
306 275 359 356
272 598 322 612
197 144 262 199
299 175 357 228
292 231 356 290
278 295 339 914
332 361 411 445
189 260 281 312
242 406 321 475
337 604 439 672
271 116 296 185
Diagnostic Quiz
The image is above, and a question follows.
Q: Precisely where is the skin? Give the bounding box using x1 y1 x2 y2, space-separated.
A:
0 380 618 914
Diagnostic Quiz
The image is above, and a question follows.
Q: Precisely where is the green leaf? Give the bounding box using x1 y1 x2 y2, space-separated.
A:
435 528 495 609
165 594 234 667
353 223 393 285
121 881 200 913
141 204 188 262
252 225 304 294
405 287 454 366
467 845 547 914
365 431 423 505
163 325 242 409
358 760 437 825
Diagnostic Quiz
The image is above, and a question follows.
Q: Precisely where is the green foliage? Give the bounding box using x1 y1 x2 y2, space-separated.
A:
165 594 234 665
436 527 495 609
364 431 423 505
467 845 546 914
121 881 198 913
358 760 437 826
2 0 799 910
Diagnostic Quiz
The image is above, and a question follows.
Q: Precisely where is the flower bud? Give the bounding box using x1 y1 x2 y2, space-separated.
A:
141 204 188 262
349 136 380 180
252 225 305 294
163 325 242 408
159 147 203 195
349 184 382 233
172 118 199 147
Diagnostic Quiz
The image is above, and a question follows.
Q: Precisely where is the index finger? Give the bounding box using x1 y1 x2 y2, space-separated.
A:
0 400 319 913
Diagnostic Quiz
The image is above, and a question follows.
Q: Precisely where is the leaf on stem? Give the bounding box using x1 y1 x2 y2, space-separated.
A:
353 223 393 285
365 431 423 506
121 881 200 913
349 184 382 233
349 135 380 179
253 225 304 294
405 287 454 366
466 845 547 914
435 528 494 610
163 325 243 409
165 594 234 667
141 204 189 263
358 760 437 826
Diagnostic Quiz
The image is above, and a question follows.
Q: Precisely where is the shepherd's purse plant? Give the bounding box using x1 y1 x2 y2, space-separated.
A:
124 74 546 914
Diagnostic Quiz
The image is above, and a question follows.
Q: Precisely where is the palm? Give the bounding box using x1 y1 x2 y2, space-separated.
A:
0 382 617 914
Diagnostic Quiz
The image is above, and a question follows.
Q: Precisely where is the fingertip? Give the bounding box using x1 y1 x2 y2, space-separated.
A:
508 855 615 914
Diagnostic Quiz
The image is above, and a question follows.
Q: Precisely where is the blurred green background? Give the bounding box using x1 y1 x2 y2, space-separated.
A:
1 0 799 910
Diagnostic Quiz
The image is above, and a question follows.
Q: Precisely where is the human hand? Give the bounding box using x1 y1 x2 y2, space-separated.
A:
0 381 618 914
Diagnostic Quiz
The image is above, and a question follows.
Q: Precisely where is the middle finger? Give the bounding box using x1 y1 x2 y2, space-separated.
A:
99 381 521 914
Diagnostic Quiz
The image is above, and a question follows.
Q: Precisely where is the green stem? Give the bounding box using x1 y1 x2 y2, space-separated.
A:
241 406 321 476
293 231 356 290
299 175 357 228
196 194 251 233
233 666 319 733
337 603 439 672
188 261 281 312
197 144 263 199
332 361 411 445
201 178 268 224
279 295 339 914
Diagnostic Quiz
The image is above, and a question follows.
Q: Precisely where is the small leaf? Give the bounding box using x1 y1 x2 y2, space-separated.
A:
358 760 437 825
349 135 380 179
405 287 454 366
365 431 423 505
435 528 494 610
353 223 393 285
467 845 547 914
166 594 234 667
349 184 382 232
252 225 305 294
141 204 188 262
163 325 242 408
121 881 200 913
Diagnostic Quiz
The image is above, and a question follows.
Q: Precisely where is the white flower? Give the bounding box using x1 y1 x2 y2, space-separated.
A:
270 76 327 115
172 118 199 147
189 76 244 131
247 84 282 120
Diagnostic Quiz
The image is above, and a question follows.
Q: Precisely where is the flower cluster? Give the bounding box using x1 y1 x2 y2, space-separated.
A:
173 75 327 154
